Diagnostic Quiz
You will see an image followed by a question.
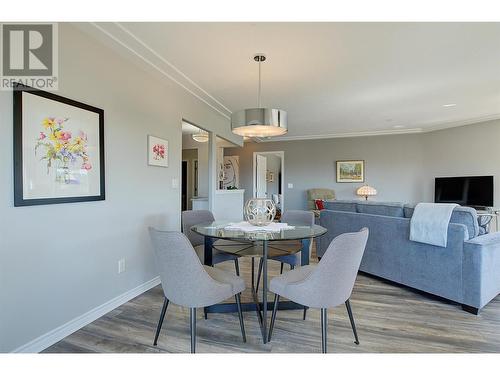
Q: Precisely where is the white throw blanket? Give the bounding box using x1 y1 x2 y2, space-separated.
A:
225 221 294 233
409 203 458 247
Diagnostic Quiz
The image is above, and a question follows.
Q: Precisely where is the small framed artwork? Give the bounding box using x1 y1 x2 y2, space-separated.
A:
148 135 168 167
266 171 275 183
13 84 105 206
336 160 365 183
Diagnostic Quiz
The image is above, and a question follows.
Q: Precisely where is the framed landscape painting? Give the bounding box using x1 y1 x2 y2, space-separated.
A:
13 84 105 206
148 135 168 167
336 160 365 183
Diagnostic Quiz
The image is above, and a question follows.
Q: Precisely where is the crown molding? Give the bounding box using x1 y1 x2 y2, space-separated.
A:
263 127 424 142
260 113 500 142
82 22 232 120
418 113 500 133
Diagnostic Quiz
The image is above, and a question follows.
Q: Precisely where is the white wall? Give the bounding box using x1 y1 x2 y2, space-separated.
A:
0 24 237 352
226 119 500 210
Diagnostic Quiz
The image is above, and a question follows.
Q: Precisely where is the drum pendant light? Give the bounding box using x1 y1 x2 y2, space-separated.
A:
231 54 287 138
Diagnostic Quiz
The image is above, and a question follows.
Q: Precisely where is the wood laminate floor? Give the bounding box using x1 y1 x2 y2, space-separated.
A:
44 256 500 353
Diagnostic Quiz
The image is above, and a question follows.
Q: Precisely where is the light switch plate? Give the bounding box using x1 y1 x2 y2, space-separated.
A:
172 178 179 189
118 259 126 274
288 183 294 189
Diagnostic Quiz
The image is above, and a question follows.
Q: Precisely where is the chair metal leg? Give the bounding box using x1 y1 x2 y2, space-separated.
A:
345 299 360 345
255 258 263 294
303 306 307 320
321 308 328 353
190 307 196 353
235 293 246 342
234 258 240 276
268 294 280 342
153 298 169 346
290 264 295 270
280 262 284 274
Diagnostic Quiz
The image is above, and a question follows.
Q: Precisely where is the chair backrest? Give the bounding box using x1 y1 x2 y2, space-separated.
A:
149 228 227 307
305 228 369 307
281 210 315 226
181 210 215 247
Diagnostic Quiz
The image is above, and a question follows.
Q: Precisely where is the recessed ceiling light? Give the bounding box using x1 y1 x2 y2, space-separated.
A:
393 125 405 129
443 103 457 107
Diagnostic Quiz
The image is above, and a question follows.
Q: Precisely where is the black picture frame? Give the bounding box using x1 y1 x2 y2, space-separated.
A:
13 84 105 206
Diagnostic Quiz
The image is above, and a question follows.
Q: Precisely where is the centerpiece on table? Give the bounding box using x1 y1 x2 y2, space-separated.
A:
244 198 276 226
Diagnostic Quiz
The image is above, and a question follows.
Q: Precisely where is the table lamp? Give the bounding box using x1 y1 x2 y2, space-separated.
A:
357 185 377 200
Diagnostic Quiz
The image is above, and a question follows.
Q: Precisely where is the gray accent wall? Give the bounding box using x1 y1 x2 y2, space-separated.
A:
0 24 237 352
422 120 500 206
226 119 500 210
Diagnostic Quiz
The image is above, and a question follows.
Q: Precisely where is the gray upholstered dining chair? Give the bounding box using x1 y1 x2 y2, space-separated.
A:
254 210 315 318
149 228 246 353
268 228 369 353
182 210 241 275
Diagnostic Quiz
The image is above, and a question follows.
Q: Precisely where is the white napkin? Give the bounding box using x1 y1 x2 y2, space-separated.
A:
225 221 295 233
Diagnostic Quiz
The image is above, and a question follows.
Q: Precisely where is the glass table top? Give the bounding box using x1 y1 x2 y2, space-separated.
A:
191 221 327 242
191 221 327 257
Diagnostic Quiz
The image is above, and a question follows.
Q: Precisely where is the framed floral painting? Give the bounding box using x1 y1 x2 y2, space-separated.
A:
13 84 105 206
148 135 168 167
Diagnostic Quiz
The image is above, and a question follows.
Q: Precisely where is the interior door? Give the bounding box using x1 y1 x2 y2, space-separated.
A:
256 154 267 198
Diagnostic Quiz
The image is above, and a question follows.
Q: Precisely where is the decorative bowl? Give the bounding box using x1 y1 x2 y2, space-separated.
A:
244 198 276 226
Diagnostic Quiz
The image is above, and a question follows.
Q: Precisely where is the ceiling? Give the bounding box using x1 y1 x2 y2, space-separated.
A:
88 23 500 140
181 121 204 134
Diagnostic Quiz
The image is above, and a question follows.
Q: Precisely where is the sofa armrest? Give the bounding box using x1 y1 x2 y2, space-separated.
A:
463 232 500 309
466 231 500 246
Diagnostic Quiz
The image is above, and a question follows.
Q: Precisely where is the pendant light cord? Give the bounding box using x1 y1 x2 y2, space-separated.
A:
257 59 262 108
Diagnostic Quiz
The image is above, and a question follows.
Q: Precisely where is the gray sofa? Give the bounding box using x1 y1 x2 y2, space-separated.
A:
318 200 500 314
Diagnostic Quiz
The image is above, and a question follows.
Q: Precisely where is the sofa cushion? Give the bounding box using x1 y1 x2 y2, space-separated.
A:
324 200 357 212
404 204 479 239
356 201 405 217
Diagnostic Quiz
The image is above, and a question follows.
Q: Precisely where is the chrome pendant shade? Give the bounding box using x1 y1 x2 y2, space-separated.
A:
231 108 287 137
231 54 287 138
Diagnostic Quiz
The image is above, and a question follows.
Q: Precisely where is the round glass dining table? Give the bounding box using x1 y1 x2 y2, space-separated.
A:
191 221 327 344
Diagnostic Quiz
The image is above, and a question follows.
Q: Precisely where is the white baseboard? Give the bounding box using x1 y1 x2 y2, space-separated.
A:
12 276 161 353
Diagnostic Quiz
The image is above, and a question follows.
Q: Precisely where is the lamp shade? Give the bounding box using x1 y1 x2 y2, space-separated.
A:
231 108 287 137
356 185 377 200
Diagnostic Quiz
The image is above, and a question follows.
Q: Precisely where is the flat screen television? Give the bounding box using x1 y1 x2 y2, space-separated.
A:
434 176 493 208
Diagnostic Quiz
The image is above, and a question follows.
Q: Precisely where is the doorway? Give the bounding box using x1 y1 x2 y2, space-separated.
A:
181 161 188 211
182 121 208 211
253 151 285 212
